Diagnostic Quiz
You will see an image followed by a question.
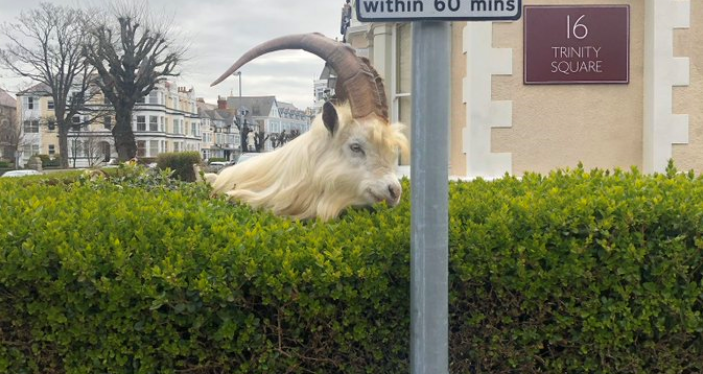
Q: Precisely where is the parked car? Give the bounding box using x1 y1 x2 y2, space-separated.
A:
208 161 230 167
1 170 43 178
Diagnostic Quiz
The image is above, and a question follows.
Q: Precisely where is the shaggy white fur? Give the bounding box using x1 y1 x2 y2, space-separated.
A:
207 102 408 221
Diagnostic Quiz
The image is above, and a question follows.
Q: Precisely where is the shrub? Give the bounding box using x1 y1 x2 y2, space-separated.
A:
207 157 227 163
1 166 703 373
0 161 9 168
155 151 201 182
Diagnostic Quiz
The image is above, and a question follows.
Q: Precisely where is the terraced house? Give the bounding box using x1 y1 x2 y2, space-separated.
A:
15 81 204 167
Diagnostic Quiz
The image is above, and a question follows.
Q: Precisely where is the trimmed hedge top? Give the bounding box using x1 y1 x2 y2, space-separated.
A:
1 164 703 373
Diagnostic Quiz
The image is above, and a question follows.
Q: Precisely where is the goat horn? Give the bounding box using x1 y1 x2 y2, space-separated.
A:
211 33 388 122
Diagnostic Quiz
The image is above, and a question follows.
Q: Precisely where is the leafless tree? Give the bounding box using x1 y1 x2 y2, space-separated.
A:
83 135 109 168
254 130 270 153
82 1 185 161
0 3 109 169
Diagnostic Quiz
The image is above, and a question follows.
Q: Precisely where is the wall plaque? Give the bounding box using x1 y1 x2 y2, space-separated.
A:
524 5 630 84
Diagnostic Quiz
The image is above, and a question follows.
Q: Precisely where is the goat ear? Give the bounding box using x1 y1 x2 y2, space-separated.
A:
322 101 338 135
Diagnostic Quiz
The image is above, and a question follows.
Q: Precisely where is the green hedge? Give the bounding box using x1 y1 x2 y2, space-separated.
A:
1 165 703 373
155 151 201 182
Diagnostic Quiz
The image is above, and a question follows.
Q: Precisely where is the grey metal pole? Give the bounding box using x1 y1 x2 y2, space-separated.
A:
238 71 243 157
410 21 450 374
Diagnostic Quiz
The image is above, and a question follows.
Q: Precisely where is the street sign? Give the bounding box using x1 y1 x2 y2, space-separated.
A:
357 0 522 22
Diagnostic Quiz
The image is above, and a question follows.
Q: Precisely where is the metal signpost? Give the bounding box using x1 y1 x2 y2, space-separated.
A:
356 1 522 373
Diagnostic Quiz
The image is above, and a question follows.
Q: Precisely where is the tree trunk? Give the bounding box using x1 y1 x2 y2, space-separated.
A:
113 104 136 161
58 126 69 169
240 126 249 154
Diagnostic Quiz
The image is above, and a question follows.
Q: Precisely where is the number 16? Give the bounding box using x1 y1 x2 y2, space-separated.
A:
567 15 588 40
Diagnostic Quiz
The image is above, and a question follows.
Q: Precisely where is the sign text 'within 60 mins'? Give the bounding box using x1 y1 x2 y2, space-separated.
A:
356 0 522 22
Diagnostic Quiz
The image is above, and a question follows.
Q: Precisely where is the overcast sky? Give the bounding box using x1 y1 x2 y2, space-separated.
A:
0 0 345 109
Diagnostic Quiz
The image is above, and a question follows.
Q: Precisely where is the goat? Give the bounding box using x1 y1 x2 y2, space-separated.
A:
208 33 408 221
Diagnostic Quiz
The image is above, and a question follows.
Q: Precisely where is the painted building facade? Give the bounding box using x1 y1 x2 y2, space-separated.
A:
347 0 702 178
226 96 313 152
197 98 241 161
0 89 18 161
15 81 204 167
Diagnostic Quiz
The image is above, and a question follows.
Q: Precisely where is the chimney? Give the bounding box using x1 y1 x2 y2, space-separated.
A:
217 96 227 110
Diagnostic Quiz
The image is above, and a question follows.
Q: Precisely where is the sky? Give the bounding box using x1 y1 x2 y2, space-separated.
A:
0 0 345 110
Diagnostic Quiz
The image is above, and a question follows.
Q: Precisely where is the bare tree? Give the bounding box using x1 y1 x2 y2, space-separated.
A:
82 2 184 161
0 3 107 169
254 129 269 153
84 136 109 167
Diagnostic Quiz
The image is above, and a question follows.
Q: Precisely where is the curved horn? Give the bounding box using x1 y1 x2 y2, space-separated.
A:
211 33 388 122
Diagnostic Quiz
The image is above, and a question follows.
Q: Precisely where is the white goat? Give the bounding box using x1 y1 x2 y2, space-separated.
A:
208 33 408 221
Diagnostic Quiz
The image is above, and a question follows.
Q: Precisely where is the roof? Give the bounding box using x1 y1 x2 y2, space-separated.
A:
277 101 297 110
226 96 277 117
202 109 235 128
196 99 217 112
0 89 16 108
16 83 51 96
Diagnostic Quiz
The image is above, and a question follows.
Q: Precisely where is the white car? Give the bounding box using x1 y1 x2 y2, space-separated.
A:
208 161 230 167
1 170 44 177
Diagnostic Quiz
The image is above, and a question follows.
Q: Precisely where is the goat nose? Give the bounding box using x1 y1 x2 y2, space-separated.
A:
388 184 401 201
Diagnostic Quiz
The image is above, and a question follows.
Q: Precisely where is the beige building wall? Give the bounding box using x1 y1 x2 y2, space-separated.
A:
351 0 700 177
672 0 703 172
450 22 467 176
489 0 645 176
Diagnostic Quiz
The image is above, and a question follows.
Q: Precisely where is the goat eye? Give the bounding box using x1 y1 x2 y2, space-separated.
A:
349 143 364 154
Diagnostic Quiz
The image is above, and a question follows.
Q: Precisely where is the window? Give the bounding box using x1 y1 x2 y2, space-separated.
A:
48 100 54 110
137 140 146 157
173 142 181 152
27 97 34 110
159 117 164 132
71 116 81 130
23 120 39 133
104 116 112 130
136 116 146 131
23 143 39 156
149 116 158 132
191 123 198 137
48 144 55 155
48 120 55 131
149 140 159 157
82 141 90 157
148 90 159 105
